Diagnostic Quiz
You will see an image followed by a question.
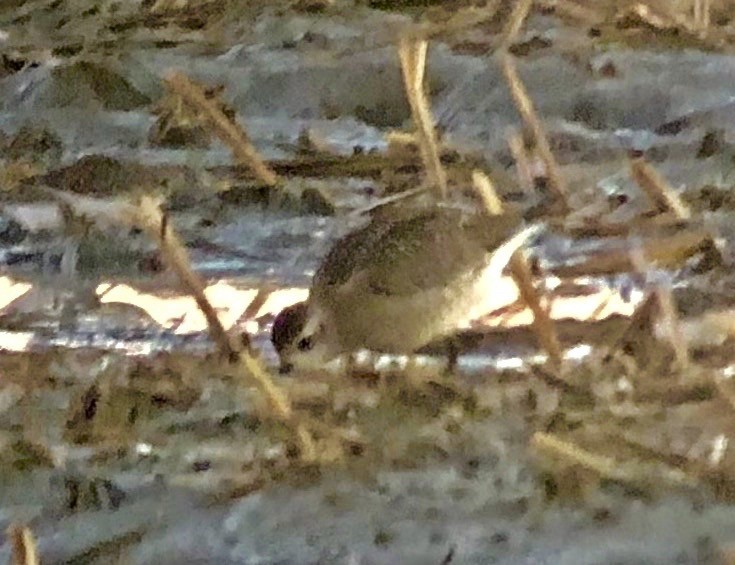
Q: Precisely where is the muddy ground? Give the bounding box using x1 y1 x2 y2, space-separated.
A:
3 1 735 563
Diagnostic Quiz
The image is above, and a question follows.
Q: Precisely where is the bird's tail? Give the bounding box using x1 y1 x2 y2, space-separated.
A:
486 222 544 275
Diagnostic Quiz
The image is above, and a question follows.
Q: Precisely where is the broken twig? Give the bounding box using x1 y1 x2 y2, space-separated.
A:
165 72 278 186
629 156 691 219
8 525 39 565
398 36 448 199
500 0 534 47
472 169 563 369
500 54 569 212
130 196 315 460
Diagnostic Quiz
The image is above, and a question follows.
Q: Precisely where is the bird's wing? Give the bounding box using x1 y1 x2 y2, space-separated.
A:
364 211 485 296
314 209 521 299
312 215 398 291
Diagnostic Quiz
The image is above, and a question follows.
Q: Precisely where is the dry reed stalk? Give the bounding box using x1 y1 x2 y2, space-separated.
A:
500 54 569 212
129 196 315 460
561 215 703 237
532 432 625 480
506 128 535 192
550 227 709 277
501 0 534 46
398 36 448 199
629 240 690 372
622 3 700 35
165 72 278 186
628 158 695 371
151 208 240 357
385 130 418 149
241 284 279 323
471 170 504 215
604 292 658 363
620 432 735 503
532 432 697 488
471 170 563 368
656 283 691 371
8 525 39 565
509 253 563 368
693 0 710 30
629 157 691 219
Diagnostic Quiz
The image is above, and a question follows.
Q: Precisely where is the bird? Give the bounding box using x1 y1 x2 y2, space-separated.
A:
271 204 540 373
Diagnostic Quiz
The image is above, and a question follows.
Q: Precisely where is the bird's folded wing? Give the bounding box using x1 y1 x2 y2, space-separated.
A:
349 211 496 297
314 209 536 300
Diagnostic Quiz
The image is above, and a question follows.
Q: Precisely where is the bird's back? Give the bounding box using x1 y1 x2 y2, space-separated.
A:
312 207 523 300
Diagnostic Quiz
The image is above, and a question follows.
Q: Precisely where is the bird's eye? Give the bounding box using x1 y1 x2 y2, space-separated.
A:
297 336 314 352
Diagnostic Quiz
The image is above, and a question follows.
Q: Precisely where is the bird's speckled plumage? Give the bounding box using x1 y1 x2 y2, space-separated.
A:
272 206 538 371
313 208 522 298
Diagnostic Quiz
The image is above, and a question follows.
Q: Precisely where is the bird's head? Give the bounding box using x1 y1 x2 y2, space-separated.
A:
271 301 342 373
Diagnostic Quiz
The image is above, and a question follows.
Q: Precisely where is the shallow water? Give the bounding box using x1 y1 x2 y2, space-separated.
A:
1 3 735 563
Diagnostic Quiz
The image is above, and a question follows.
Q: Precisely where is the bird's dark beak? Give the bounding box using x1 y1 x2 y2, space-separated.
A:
279 362 294 375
